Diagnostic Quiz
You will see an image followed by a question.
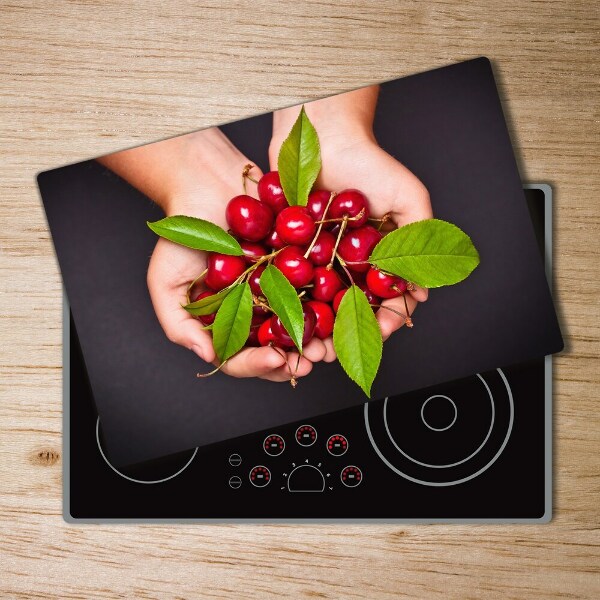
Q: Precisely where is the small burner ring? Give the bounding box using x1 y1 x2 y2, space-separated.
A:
420 395 458 432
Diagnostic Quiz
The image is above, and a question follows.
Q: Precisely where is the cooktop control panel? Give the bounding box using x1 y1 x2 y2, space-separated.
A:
227 425 360 492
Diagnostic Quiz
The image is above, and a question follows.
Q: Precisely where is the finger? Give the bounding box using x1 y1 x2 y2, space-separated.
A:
322 337 337 362
220 346 287 378
303 338 327 363
409 284 429 302
376 294 418 341
285 353 314 378
258 351 314 382
148 280 217 363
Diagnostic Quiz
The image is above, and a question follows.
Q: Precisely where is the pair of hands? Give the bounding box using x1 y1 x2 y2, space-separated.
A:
102 90 432 382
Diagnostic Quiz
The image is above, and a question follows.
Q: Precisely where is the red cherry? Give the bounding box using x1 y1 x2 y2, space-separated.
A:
366 267 407 299
337 225 382 272
205 253 246 291
247 313 269 346
329 189 369 228
257 318 276 346
312 266 343 302
275 206 316 245
273 246 314 288
257 171 288 214
271 305 316 348
238 240 267 263
193 291 217 325
305 230 336 266
248 264 266 296
333 285 381 313
307 190 333 223
226 195 273 242
265 228 286 250
305 300 335 339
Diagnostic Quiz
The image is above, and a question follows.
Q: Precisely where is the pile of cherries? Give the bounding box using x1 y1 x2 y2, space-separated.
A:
193 171 408 350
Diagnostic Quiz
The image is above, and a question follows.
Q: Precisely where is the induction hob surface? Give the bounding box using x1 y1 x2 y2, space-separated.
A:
65 186 553 522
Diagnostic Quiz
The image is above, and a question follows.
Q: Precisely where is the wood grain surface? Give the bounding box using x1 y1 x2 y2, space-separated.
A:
1 1 599 598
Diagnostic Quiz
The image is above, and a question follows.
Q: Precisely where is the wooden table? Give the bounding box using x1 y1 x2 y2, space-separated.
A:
1 2 598 598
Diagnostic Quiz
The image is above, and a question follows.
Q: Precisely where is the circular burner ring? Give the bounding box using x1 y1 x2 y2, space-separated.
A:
383 374 495 469
420 395 458 432
96 418 198 484
365 369 514 487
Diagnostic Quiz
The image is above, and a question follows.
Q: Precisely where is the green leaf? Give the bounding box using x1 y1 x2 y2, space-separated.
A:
147 215 243 255
183 287 232 316
259 264 305 352
368 219 480 288
212 282 253 361
333 285 382 398
277 106 321 206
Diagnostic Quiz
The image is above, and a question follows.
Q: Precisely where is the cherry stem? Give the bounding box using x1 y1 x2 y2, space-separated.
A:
402 294 413 327
373 303 412 327
186 268 208 304
368 212 392 231
242 163 259 193
196 358 230 378
336 253 355 286
252 296 274 312
326 217 348 270
314 208 365 225
269 344 298 388
231 248 283 287
303 191 336 260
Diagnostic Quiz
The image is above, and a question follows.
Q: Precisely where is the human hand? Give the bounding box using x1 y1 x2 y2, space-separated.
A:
269 89 432 349
100 128 320 381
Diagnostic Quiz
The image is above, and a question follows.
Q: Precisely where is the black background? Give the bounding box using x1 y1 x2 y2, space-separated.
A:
40 58 562 467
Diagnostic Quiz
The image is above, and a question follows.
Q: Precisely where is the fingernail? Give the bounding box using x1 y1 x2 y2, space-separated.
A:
191 344 206 361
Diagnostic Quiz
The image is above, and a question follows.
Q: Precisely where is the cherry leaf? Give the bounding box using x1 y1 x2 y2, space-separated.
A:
333 285 382 398
259 264 304 352
147 215 243 255
212 282 253 361
277 106 321 207
368 219 480 288
183 287 233 316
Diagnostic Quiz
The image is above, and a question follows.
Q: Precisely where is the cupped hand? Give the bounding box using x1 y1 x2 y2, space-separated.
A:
142 129 316 382
269 130 432 351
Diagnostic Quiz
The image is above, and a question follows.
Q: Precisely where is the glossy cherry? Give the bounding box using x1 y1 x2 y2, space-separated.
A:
328 189 369 229
257 318 276 346
275 206 316 245
248 264 266 296
238 240 267 263
307 190 333 223
193 291 217 325
271 304 316 348
366 267 407 299
265 228 286 250
226 195 273 242
332 285 380 313
247 313 269 346
337 225 382 272
311 266 344 302
305 230 336 266
273 245 314 288
205 253 246 291
305 300 335 339
257 171 288 214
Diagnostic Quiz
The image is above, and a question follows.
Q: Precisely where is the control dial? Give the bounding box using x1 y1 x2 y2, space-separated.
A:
249 465 271 488
296 424 317 447
341 465 362 488
263 434 285 456
327 434 348 456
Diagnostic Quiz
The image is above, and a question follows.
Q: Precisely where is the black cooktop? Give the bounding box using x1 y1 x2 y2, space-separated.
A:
65 185 553 522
